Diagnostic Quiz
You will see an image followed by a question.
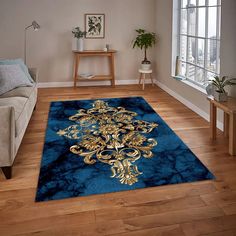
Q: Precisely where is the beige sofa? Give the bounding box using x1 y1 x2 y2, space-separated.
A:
0 68 38 179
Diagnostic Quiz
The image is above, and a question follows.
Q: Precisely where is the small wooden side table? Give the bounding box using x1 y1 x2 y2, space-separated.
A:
207 96 236 155
73 50 117 87
138 69 154 90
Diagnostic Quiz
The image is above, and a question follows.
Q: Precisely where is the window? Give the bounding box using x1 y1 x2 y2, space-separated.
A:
176 0 221 88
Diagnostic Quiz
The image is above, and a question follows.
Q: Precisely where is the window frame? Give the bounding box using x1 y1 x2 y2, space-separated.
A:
176 0 221 89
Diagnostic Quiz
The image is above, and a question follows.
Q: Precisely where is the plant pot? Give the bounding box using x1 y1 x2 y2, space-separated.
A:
141 62 151 70
213 91 228 102
77 38 84 51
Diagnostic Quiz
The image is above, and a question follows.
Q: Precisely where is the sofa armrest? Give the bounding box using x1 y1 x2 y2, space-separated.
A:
28 68 38 83
0 106 15 167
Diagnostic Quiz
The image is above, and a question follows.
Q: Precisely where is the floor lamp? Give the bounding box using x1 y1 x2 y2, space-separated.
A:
24 20 40 65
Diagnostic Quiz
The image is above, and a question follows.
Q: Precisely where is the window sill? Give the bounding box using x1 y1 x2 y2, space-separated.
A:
172 76 207 95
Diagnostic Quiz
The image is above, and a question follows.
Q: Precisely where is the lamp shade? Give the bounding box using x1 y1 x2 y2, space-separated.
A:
32 21 40 31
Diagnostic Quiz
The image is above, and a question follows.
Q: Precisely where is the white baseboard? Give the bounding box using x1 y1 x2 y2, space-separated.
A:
37 79 153 88
37 82 74 88
155 80 224 131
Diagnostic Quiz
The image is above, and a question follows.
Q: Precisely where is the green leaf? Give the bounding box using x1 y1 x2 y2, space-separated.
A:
211 75 236 92
132 28 156 56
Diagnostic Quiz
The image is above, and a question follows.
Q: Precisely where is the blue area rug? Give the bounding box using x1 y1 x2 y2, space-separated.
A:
36 97 214 202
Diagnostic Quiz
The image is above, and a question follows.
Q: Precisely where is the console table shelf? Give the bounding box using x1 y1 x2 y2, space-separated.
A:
76 75 113 81
73 50 117 87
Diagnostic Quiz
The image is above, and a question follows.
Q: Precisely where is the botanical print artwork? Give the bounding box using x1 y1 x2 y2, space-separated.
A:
57 100 158 185
85 14 105 38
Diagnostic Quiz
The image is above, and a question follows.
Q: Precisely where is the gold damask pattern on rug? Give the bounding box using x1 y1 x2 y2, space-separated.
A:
57 100 158 185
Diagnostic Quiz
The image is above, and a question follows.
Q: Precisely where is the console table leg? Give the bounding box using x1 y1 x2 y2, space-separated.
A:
73 55 79 88
229 114 236 155
110 54 115 87
224 112 229 138
210 103 217 140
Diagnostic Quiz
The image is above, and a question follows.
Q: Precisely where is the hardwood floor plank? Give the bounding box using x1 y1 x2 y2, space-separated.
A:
201 231 235 236
110 224 185 236
222 202 236 215
0 211 96 236
181 214 236 236
95 196 206 221
15 224 186 236
119 206 224 229
200 191 236 207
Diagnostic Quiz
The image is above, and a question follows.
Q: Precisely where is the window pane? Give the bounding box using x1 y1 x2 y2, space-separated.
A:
177 0 221 88
198 7 206 37
207 72 216 81
197 39 205 67
217 44 220 74
207 39 217 72
180 62 187 77
208 7 217 38
189 0 196 7
182 0 188 8
217 7 221 39
208 0 218 6
188 8 196 36
181 9 187 34
187 64 195 81
196 68 205 84
180 35 187 61
198 0 206 6
188 37 196 63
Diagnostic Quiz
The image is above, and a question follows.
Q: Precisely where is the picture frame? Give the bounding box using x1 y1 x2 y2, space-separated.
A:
85 14 105 39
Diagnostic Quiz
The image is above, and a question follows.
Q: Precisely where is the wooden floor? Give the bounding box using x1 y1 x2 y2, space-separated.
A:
1 85 236 236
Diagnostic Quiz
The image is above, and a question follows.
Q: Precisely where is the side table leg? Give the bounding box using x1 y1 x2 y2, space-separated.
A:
150 73 154 86
224 112 229 138
142 73 145 90
139 73 142 84
229 114 236 155
210 103 217 140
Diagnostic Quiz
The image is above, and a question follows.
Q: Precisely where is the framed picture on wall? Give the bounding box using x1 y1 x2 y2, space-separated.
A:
85 14 105 39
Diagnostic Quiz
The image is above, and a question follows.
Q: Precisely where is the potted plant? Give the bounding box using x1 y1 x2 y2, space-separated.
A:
132 29 156 70
209 76 236 102
72 27 86 51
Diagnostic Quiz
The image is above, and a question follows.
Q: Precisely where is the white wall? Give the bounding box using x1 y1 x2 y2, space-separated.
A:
221 0 236 97
155 0 236 124
0 0 156 83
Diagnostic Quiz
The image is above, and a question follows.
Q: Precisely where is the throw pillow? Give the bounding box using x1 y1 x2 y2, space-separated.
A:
0 58 34 83
0 64 33 96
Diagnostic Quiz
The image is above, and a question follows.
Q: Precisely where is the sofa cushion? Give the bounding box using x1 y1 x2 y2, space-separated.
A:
0 83 36 98
0 64 33 96
0 97 28 137
0 58 34 83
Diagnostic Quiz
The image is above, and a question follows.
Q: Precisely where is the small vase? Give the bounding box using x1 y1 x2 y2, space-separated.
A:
77 38 84 51
175 56 181 76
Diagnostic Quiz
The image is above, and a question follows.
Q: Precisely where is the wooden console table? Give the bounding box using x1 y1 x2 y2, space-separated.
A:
73 50 117 87
207 96 236 155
